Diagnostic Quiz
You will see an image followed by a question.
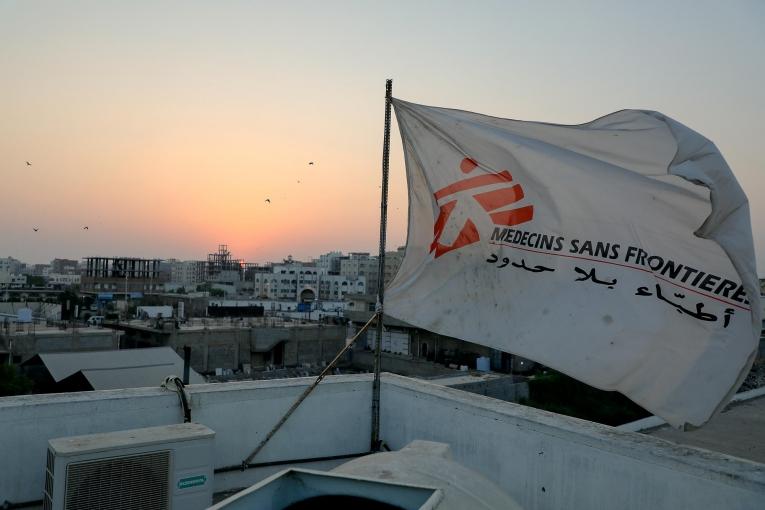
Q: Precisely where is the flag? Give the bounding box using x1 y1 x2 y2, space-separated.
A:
385 99 760 428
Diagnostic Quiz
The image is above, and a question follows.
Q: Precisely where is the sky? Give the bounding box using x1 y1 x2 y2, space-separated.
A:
1 0 763 273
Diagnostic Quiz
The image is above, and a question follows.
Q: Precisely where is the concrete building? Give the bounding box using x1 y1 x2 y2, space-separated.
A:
46 273 81 289
0 272 27 289
345 294 499 373
314 251 343 274
249 259 365 302
383 246 406 287
0 256 24 275
81 256 167 294
0 322 122 365
340 252 379 294
336 247 405 296
50 258 79 275
0 257 27 289
30 264 51 277
110 319 348 374
0 374 762 508
167 259 208 288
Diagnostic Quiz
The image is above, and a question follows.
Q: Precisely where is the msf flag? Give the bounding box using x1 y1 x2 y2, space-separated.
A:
385 99 760 428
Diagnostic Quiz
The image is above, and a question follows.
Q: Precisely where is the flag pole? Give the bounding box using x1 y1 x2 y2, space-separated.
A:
371 79 392 451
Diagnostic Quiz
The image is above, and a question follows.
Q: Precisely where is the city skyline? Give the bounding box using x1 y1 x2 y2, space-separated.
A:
2 1 764 273
1 244 404 268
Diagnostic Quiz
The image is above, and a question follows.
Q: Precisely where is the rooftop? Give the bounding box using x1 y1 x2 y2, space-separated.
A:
643 391 765 464
1 373 763 509
22 347 205 390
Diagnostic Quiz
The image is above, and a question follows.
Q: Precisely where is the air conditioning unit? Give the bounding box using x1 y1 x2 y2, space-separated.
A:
44 423 215 510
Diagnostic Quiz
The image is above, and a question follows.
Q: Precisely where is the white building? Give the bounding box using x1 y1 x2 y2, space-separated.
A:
167 259 208 288
0 257 24 275
46 273 81 288
314 251 343 274
250 259 365 301
340 252 379 294
0 272 27 289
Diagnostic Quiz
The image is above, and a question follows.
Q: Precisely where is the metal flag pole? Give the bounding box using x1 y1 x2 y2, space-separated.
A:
371 79 393 451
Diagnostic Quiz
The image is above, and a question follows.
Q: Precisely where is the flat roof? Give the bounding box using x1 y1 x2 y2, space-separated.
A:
645 394 765 464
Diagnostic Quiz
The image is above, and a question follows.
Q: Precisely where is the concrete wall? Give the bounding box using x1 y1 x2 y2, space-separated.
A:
350 350 457 378
123 324 347 373
1 329 120 362
0 375 372 505
380 375 765 510
1 374 762 508
0 302 61 320
282 326 346 367
445 378 529 402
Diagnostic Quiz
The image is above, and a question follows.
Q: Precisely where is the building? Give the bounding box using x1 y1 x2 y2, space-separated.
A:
50 258 79 275
314 251 343 274
81 256 168 294
0 256 24 275
30 264 51 277
0 273 27 289
340 252 379 294
1 373 762 508
249 258 365 302
168 259 208 288
0 257 27 289
345 294 504 371
46 273 81 289
207 244 243 280
336 248 405 296
383 246 406 286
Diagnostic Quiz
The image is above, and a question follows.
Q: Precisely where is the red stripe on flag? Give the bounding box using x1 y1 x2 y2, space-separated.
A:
434 171 513 200
432 200 456 237
489 205 534 226
433 219 480 258
473 185 524 212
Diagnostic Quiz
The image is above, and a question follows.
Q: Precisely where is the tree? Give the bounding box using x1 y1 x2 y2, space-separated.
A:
25 275 45 288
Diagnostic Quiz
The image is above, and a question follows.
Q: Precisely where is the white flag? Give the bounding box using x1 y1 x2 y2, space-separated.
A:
386 99 760 428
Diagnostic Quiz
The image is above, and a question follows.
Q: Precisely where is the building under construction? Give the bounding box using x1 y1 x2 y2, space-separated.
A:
207 244 262 283
82 257 168 294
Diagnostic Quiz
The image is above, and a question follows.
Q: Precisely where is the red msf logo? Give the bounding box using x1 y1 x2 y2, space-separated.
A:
430 157 534 258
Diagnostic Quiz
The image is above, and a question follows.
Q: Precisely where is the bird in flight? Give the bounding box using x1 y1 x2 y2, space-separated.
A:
264 199 271 203
308 161 314 165
26 161 31 166
83 226 89 230
33 227 39 232
297 180 301 184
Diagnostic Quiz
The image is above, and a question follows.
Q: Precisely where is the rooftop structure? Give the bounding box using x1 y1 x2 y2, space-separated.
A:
21 347 205 392
82 256 167 294
637 390 765 464
0 373 763 508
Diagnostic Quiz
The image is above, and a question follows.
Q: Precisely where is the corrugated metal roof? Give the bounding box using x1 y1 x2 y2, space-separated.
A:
34 347 205 389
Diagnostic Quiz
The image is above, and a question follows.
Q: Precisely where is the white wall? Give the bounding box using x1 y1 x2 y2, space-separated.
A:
0 374 763 508
380 375 765 510
0 375 372 505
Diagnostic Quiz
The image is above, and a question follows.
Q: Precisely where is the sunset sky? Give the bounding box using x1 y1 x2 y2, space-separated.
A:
1 1 763 273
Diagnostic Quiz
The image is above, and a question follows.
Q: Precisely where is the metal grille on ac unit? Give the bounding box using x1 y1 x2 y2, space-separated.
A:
65 451 170 510
45 423 214 510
